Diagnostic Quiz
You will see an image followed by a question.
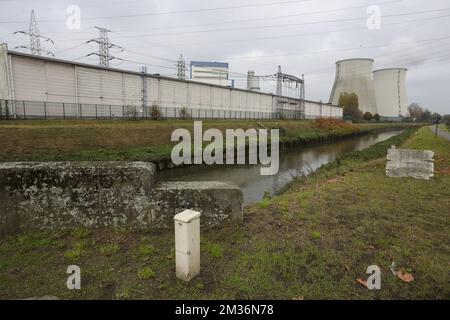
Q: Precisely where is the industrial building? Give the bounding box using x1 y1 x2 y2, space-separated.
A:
329 58 409 120
189 61 230 87
0 44 342 120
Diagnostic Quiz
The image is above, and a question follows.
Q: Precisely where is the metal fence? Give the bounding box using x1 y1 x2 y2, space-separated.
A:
0 99 339 121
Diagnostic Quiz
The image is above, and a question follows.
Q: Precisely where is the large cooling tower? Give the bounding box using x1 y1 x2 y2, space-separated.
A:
373 68 408 118
329 58 377 114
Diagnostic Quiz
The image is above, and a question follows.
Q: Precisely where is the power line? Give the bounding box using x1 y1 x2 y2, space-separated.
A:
0 0 316 24
42 0 401 35
121 11 450 48
113 7 450 38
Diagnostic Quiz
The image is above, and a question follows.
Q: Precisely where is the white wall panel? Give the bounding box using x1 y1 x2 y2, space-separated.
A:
123 73 141 106
100 70 123 106
77 66 101 105
45 61 76 103
174 81 188 106
188 83 202 109
11 56 46 102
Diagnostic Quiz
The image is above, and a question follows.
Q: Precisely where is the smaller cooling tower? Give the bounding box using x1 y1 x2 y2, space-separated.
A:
329 58 377 115
373 68 408 119
246 71 260 91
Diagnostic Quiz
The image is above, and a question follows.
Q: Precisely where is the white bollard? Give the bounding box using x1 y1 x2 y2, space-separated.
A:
174 209 201 281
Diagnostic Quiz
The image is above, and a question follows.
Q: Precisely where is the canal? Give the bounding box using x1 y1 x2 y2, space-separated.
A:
159 129 404 205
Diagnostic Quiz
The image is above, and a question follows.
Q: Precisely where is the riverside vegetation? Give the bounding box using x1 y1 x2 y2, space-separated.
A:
0 119 415 162
0 125 448 299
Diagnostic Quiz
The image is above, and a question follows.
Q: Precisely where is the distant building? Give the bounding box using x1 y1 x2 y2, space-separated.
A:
190 61 229 86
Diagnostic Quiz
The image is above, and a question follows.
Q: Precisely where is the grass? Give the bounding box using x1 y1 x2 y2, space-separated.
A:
0 126 448 299
137 267 155 280
0 119 414 162
99 243 121 256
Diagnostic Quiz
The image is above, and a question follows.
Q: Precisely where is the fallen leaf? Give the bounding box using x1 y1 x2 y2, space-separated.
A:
356 278 368 288
396 268 414 282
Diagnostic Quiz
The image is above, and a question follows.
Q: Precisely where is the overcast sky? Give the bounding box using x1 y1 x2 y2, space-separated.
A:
0 0 449 114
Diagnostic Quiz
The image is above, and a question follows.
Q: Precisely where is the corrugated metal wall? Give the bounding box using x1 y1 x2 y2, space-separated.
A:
7 54 342 119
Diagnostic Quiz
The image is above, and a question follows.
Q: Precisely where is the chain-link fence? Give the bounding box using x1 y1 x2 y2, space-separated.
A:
0 99 341 121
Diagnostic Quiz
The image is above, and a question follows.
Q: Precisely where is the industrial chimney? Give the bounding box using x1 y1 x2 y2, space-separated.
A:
247 71 260 91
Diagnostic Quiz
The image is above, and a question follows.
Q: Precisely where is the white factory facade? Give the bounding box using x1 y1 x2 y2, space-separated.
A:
0 44 342 120
329 58 409 120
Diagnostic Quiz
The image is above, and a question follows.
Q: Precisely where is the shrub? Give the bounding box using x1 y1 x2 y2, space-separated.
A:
314 117 359 133
373 113 381 121
363 112 373 121
339 92 363 121
178 106 191 120
276 111 286 120
150 104 162 120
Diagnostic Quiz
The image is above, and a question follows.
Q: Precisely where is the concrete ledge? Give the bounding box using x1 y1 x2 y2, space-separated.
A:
0 162 244 235
150 181 243 227
0 162 157 236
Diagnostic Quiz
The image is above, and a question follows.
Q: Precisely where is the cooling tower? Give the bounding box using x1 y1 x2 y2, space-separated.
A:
373 68 408 118
329 58 377 115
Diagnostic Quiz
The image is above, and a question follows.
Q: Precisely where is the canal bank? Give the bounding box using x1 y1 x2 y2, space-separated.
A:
160 129 406 204
1 125 449 299
0 119 416 164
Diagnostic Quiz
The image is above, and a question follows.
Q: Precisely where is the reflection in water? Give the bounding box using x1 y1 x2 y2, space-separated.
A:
159 130 403 205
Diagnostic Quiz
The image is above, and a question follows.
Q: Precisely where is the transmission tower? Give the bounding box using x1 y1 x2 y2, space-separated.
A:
177 54 186 80
275 65 305 119
87 26 123 67
14 9 54 56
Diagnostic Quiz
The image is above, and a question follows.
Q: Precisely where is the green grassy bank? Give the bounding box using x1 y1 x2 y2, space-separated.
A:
1 126 448 299
0 119 414 162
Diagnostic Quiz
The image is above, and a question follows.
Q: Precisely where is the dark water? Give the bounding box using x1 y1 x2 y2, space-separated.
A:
159 130 403 205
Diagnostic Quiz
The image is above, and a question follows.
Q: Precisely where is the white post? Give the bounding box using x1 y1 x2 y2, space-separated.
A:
174 209 201 281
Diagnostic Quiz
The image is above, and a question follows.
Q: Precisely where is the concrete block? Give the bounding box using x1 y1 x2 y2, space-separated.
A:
174 209 201 282
0 161 157 236
386 148 434 180
150 181 243 227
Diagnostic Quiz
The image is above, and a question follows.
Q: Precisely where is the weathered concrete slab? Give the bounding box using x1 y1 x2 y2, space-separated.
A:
150 181 243 227
0 162 243 235
0 162 157 236
386 148 434 180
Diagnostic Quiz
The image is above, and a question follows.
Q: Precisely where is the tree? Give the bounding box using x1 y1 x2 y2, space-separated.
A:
339 92 362 121
363 112 373 121
373 113 381 121
407 103 436 122
407 103 423 121
443 114 450 125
